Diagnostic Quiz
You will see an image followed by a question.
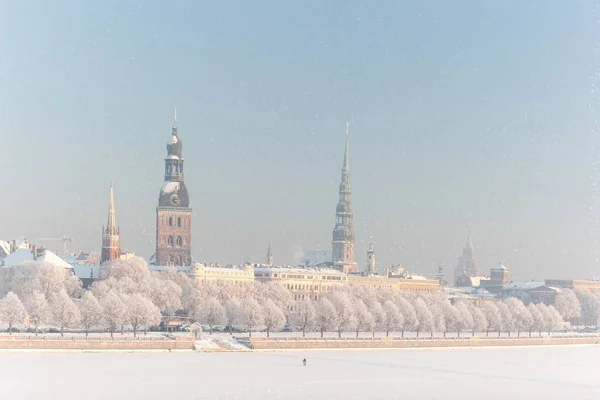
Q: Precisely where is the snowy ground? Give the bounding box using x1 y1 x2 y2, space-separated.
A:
0 346 598 399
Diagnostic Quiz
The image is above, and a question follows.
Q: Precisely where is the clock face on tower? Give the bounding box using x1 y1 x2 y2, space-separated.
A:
170 194 180 206
345 230 352 238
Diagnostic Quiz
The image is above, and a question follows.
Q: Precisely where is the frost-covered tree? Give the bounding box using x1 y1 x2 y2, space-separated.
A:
51 290 80 337
27 291 50 336
353 298 374 338
240 297 263 337
369 301 386 338
225 298 243 334
0 292 26 334
396 296 418 337
469 305 488 336
441 301 460 337
527 303 544 337
295 299 315 337
545 305 563 335
262 299 286 337
554 289 581 324
8 262 82 302
100 291 125 338
314 297 338 338
575 289 600 327
455 302 473 337
151 279 182 316
497 302 514 337
79 291 103 337
328 292 357 338
142 302 161 335
382 300 403 337
483 302 501 337
413 298 434 337
127 293 159 337
505 298 532 337
195 297 226 335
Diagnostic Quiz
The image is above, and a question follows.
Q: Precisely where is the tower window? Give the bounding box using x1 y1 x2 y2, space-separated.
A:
168 235 174 247
169 217 173 227
177 236 182 247
178 217 182 227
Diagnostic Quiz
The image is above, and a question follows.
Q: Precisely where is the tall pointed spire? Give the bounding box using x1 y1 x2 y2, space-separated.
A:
266 242 273 266
332 122 357 274
101 183 121 264
172 106 178 136
343 122 350 171
107 183 116 235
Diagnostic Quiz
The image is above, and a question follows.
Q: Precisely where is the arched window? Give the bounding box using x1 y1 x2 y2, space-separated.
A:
168 235 174 247
177 255 182 265
113 252 117 259
178 217 182 227
177 236 182 247
169 217 173 227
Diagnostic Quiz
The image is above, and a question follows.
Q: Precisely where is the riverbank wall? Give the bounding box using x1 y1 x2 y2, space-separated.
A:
0 335 195 350
240 335 599 350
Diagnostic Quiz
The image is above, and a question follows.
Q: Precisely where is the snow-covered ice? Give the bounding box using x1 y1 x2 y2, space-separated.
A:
0 345 598 399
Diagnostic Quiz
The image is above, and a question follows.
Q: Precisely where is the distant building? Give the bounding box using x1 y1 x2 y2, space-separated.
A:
155 110 192 267
266 243 273 267
480 263 510 294
436 265 448 286
101 184 121 264
331 125 358 274
366 239 377 275
301 251 332 267
454 232 478 284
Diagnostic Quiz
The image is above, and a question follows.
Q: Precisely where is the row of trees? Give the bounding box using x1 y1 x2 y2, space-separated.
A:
1 256 598 338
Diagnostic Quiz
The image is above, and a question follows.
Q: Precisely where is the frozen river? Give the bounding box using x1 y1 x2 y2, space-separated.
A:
0 346 598 400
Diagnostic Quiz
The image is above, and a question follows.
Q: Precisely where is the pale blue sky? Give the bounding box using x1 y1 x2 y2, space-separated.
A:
0 1 597 280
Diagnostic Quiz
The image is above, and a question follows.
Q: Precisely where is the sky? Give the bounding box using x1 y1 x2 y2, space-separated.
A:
0 1 598 281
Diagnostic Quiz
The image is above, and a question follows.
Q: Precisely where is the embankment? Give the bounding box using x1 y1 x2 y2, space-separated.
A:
0 335 195 350
240 335 599 350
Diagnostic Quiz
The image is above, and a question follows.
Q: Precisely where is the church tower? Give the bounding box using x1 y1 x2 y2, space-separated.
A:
101 184 121 263
454 231 478 283
366 238 376 275
332 123 357 273
155 110 192 266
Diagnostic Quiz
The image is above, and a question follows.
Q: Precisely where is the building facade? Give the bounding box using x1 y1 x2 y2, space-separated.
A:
331 125 357 273
101 184 121 264
155 112 192 266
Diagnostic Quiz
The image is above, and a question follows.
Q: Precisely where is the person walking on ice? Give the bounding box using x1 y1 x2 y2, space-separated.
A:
303 358 306 366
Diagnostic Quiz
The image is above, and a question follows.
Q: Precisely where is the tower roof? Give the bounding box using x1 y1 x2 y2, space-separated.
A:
343 122 350 171
106 183 117 235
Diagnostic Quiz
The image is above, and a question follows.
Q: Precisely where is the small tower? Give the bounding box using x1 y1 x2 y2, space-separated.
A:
436 265 447 285
366 238 376 275
266 242 273 266
101 184 121 263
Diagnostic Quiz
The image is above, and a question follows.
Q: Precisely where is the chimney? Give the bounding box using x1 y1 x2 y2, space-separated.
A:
32 245 37 260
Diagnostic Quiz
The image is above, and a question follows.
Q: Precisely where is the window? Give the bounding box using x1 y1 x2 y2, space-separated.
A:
177 236 182 247
169 217 173 227
178 217 182 227
168 235 174 246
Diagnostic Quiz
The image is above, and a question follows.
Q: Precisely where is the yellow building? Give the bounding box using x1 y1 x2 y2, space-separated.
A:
254 266 439 301
347 274 439 293
254 267 348 301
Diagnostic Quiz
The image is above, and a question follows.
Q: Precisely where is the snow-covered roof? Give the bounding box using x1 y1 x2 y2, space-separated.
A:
503 281 545 291
406 274 428 281
165 154 180 160
171 135 178 144
37 250 73 269
161 181 180 194
1 248 72 269
150 265 190 272
1 248 33 268
72 264 101 280
301 250 332 266
0 240 11 258
493 263 508 270
254 266 344 275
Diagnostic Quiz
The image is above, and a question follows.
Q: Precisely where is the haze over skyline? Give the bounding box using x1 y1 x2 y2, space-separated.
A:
1 1 598 280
